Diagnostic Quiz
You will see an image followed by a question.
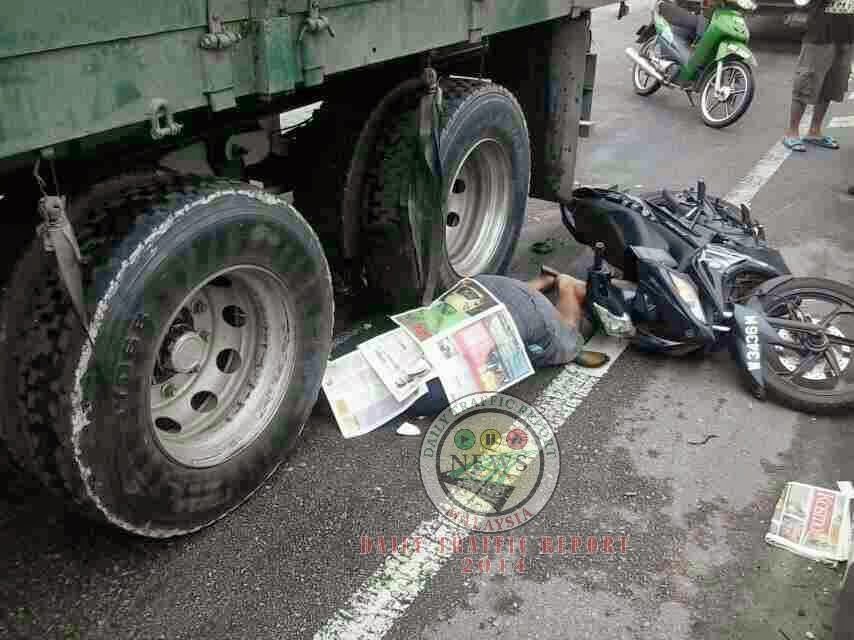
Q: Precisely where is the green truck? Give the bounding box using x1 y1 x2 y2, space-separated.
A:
0 0 619 537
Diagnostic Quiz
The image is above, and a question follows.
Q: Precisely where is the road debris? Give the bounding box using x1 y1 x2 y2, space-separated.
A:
530 239 554 254
806 632 816 640
396 422 421 437
765 481 853 564
687 434 719 445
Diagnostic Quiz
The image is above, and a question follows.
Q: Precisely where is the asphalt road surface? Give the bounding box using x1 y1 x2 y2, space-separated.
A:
2 4 854 640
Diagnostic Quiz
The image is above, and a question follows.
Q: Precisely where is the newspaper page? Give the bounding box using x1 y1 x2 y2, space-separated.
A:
322 350 427 439
422 305 535 406
392 278 501 343
765 481 853 564
357 328 433 402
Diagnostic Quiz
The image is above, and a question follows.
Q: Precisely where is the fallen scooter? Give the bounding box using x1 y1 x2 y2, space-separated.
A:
561 181 854 413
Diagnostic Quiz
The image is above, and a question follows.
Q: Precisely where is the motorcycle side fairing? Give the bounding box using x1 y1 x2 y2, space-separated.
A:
716 40 757 67
678 8 751 82
730 275 796 398
731 302 780 399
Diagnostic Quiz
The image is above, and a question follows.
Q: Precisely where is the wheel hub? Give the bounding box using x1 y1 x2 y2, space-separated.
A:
776 325 852 380
150 267 294 468
445 138 514 277
168 332 207 373
715 86 734 101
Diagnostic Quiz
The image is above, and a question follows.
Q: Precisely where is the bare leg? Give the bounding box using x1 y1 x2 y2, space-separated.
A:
554 274 610 368
527 273 557 293
807 100 830 137
554 274 587 329
786 99 807 138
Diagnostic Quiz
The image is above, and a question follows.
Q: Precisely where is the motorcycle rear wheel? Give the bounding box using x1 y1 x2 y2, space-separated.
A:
758 277 854 414
633 38 663 97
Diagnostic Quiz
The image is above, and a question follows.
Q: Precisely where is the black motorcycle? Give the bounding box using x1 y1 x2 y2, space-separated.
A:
561 181 854 413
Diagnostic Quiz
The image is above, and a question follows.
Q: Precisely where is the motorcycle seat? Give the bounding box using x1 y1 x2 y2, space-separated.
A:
658 2 704 41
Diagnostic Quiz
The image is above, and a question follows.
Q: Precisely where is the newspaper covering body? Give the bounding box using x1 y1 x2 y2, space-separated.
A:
765 481 854 564
357 328 433 402
394 278 533 406
322 278 534 436
421 305 534 405
392 278 501 343
322 350 427 439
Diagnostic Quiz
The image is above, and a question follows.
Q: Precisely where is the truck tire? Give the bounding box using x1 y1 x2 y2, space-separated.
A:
364 78 531 308
8 176 333 536
0 168 179 492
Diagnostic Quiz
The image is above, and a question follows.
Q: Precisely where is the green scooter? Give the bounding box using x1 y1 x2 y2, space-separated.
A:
625 0 758 128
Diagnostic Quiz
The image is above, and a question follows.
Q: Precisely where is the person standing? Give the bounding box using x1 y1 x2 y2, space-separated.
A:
783 0 854 152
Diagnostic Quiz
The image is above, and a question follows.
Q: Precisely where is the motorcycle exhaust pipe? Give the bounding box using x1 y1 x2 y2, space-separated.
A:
625 47 669 85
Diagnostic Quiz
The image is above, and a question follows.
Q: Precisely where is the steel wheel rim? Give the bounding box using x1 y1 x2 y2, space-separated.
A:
150 266 294 468
701 63 749 124
766 291 854 396
633 40 657 91
446 138 514 277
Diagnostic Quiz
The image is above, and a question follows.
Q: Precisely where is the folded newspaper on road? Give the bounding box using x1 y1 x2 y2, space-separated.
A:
322 278 535 438
765 481 854 565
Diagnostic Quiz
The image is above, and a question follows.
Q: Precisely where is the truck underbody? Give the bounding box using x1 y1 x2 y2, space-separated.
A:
0 0 615 536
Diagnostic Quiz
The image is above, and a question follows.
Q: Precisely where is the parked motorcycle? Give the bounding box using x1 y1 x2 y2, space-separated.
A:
626 0 758 128
561 182 854 413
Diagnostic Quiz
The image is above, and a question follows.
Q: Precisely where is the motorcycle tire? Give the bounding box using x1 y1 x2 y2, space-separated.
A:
696 59 755 129
632 38 663 97
758 277 854 414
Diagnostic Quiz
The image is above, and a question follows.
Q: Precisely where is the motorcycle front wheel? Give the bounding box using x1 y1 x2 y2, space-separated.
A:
697 59 755 128
633 38 663 96
759 278 854 414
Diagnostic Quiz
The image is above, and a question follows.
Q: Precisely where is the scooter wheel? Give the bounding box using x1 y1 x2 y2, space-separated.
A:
758 277 854 414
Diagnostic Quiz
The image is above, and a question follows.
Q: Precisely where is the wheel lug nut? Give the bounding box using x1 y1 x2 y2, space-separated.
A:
192 300 207 314
162 383 176 398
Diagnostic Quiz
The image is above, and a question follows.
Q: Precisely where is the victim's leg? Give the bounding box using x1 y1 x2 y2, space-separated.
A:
554 274 587 328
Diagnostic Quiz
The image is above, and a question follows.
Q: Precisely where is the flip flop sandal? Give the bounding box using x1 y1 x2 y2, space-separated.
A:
783 137 806 152
574 350 610 368
804 135 840 150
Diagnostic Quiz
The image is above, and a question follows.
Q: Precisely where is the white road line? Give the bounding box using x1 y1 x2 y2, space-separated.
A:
313 340 628 640
828 115 854 129
724 140 793 207
724 109 813 206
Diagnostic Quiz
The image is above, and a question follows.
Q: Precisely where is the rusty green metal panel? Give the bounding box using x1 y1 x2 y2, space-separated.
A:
0 0 616 162
256 16 297 95
0 0 248 60
0 30 213 154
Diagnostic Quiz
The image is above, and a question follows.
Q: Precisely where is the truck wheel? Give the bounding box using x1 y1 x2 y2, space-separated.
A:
364 78 531 307
0 168 179 492
10 177 333 536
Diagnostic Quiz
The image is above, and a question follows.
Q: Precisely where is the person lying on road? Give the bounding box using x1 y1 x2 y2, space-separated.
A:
473 268 610 370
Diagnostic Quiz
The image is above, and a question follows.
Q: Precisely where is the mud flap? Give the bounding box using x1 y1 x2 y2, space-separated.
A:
413 69 445 306
731 303 779 400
